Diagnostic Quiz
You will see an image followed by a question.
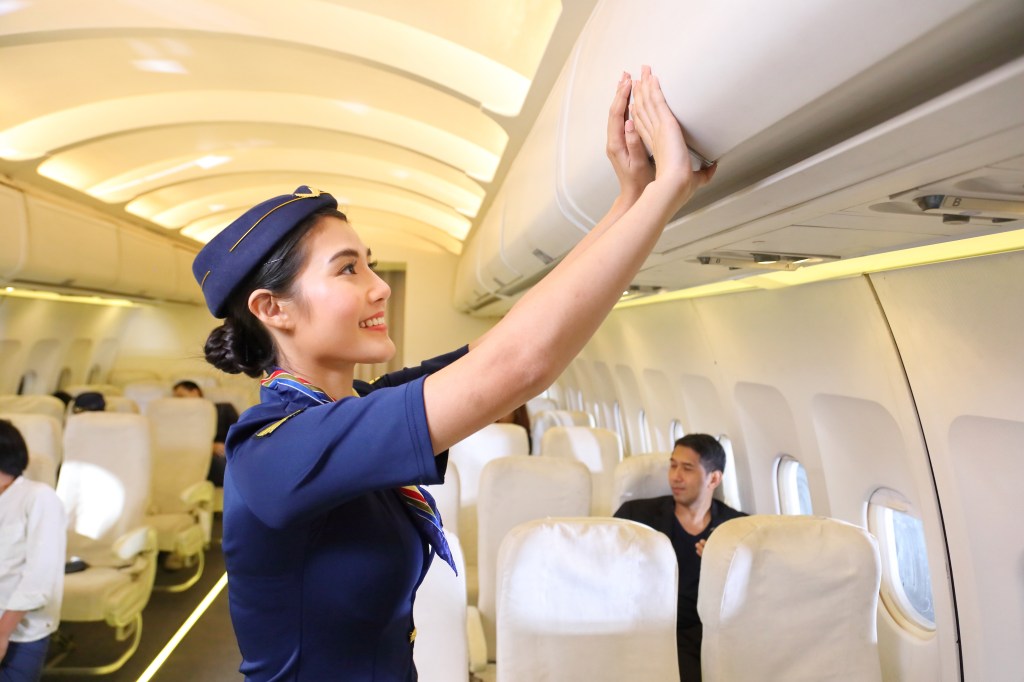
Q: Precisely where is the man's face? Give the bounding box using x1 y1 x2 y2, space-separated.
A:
173 386 201 398
668 445 718 507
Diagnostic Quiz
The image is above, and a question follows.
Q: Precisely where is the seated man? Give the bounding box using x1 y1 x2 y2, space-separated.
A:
171 381 239 487
614 434 746 682
0 420 67 682
70 391 105 414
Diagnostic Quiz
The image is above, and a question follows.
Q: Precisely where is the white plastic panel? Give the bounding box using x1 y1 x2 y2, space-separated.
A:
23 196 118 289
116 229 177 298
558 0 979 230
474 187 521 293
452 227 490 312
501 65 588 277
0 184 27 280
172 246 203 304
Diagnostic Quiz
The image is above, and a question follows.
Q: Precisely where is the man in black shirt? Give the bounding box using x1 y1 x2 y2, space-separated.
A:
614 434 746 681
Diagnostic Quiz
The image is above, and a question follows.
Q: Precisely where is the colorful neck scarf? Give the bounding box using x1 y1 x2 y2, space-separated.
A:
261 369 457 574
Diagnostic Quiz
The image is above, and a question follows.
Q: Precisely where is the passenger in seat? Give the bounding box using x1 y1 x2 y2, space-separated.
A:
0 420 67 682
70 391 104 414
171 380 239 487
191 66 715 681
614 434 746 682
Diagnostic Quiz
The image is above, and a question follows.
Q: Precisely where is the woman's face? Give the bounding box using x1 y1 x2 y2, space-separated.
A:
287 216 395 368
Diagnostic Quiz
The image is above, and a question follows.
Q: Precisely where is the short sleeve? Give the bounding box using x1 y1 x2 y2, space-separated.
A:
228 376 441 529
356 345 469 393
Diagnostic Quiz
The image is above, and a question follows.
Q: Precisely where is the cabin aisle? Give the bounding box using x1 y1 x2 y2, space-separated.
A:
44 519 243 681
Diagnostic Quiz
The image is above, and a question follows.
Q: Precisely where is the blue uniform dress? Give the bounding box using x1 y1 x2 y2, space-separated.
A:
222 347 467 681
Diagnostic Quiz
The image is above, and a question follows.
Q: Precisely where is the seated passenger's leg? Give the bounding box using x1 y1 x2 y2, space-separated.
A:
677 624 703 682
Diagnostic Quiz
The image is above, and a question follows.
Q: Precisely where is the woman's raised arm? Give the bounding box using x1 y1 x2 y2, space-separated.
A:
425 67 715 453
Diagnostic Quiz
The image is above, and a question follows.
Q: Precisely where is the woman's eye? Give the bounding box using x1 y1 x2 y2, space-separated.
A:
340 262 357 275
368 260 379 271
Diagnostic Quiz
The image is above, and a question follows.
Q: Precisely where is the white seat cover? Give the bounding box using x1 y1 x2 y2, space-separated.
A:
413 531 469 682
541 426 622 516
477 456 591 658
610 452 672 514
0 394 66 422
122 381 169 415
57 412 156 625
524 397 557 420
449 423 529 603
497 518 679 682
530 409 594 455
0 412 62 487
698 515 883 682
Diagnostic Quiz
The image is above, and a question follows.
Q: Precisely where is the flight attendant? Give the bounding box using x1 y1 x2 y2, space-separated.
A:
192 66 715 681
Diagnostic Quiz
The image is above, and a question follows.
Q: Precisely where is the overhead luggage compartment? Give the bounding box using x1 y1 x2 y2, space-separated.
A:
22 195 119 290
454 0 1024 313
0 184 27 281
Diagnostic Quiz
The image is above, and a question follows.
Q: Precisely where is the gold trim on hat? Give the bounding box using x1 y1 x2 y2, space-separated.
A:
228 188 325 253
200 270 211 288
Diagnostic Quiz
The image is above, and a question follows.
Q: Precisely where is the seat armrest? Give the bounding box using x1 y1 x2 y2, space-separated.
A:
113 526 157 561
180 480 214 506
467 605 487 673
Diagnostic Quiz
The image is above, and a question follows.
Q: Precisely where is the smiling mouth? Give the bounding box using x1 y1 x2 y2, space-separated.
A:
359 315 386 329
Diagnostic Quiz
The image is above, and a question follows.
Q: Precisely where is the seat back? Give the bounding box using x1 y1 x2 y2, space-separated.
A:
413 531 469 682
146 397 217 513
497 518 679 682
0 412 62 487
610 452 672 515
477 456 591 657
531 409 594 454
122 381 170 415
449 423 529 594
58 412 152 565
524 396 557 420
204 384 258 417
698 515 883 682
65 383 123 397
0 394 67 422
541 426 622 516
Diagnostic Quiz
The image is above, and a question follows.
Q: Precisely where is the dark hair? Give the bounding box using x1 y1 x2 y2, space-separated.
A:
0 419 29 477
52 390 73 407
173 380 203 396
72 391 106 413
675 433 726 475
204 207 348 378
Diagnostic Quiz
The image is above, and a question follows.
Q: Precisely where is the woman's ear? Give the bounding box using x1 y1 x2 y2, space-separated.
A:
248 289 294 331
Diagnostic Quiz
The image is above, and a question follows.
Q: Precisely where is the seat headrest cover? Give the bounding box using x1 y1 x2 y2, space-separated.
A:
192 185 338 318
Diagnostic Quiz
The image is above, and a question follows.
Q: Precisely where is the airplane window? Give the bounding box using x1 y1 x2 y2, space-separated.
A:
17 372 35 395
57 367 72 390
717 435 742 511
86 364 102 384
868 490 936 634
638 409 651 452
776 455 813 515
613 402 628 456
669 419 685 443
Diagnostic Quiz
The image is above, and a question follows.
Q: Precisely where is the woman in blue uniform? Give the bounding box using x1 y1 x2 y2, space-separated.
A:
192 67 715 681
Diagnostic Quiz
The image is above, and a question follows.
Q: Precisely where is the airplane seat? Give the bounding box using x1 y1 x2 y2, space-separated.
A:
524 396 557 420
103 396 139 414
203 384 258 417
54 412 158 675
698 515 883 682
0 412 62 487
122 380 170 415
423 459 460 539
540 425 623 516
0 394 67 422
496 517 679 682
449 423 529 605
530 409 594 455
610 452 672 515
65 383 123 397
477 456 591 660
412 531 486 680
145 397 217 591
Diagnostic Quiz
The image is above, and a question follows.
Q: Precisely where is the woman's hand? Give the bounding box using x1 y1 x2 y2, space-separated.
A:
630 65 716 214
607 72 655 205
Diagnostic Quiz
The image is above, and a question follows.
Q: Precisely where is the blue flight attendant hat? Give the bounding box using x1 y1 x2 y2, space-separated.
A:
193 186 337 318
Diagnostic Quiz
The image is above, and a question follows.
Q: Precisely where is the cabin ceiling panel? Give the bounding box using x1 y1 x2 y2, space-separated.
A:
0 0 579 259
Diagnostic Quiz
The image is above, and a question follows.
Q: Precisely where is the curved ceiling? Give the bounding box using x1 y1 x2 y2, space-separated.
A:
0 0 588 254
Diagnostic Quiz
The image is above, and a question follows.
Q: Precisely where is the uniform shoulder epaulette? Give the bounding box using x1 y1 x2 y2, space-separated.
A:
255 409 306 438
